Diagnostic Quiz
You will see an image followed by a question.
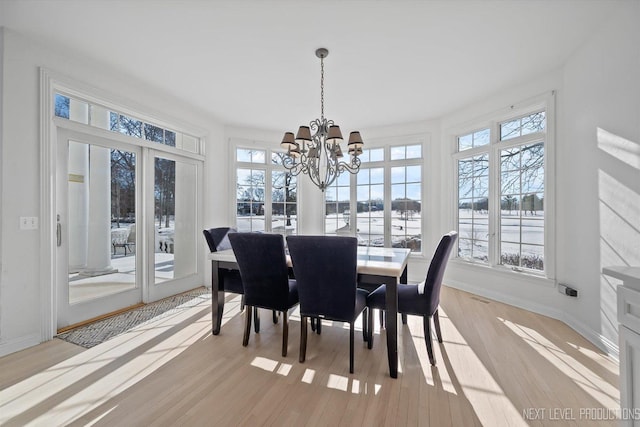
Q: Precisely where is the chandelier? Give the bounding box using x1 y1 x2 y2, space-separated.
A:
280 48 364 192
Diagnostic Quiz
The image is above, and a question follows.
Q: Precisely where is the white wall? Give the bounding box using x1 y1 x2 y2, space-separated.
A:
438 2 640 356
558 2 640 353
0 28 225 356
0 28 4 348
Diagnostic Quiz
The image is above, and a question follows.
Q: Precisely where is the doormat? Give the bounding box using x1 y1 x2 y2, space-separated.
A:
56 287 211 349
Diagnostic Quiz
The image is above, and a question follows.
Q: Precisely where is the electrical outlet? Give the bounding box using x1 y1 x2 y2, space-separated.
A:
558 283 578 298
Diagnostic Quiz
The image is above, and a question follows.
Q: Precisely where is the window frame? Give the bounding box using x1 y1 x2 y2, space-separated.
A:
450 93 555 279
323 135 426 255
53 92 203 156
233 144 300 235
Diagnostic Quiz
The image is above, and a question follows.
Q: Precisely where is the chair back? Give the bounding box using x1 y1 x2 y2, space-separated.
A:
287 235 358 322
203 227 236 252
424 231 458 315
229 233 291 311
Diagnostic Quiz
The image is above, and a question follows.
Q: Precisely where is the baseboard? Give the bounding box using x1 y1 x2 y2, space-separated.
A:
444 280 619 360
561 316 619 361
0 333 41 358
445 278 565 322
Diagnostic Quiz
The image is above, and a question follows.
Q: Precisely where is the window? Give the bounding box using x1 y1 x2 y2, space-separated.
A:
357 167 384 246
234 147 298 236
54 93 199 154
324 172 351 235
271 153 298 235
324 140 424 252
391 164 422 251
236 167 266 232
454 107 549 274
457 153 489 262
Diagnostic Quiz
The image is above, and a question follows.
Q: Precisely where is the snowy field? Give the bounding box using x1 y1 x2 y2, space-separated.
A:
458 209 544 268
238 210 422 250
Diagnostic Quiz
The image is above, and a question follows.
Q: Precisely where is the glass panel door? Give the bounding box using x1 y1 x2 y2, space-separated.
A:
56 128 142 329
148 151 200 301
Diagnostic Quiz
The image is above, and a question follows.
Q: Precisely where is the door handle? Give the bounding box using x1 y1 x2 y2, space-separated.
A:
57 214 62 247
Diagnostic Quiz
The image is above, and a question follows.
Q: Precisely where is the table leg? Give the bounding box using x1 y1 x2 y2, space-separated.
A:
386 265 408 379
211 260 225 335
386 280 398 378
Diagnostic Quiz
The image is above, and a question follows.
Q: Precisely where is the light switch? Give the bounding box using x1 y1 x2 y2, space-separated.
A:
19 217 39 230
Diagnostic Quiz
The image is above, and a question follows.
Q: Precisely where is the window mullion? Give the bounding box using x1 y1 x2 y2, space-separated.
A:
265 168 272 232
384 158 391 247
350 172 357 229
489 122 500 267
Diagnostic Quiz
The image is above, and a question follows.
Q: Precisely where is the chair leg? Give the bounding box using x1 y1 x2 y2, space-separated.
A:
316 318 322 335
240 295 245 311
299 316 308 363
310 317 316 332
402 314 408 325
282 311 288 357
379 310 384 328
254 307 261 333
362 308 368 343
433 309 443 343
423 315 435 366
243 306 253 347
273 310 279 324
367 308 374 349
350 322 355 374
214 291 226 335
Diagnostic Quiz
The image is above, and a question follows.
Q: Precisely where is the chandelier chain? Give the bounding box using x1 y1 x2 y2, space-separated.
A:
320 55 324 120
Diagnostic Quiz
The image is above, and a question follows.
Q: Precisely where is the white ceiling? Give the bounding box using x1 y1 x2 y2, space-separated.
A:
0 0 626 132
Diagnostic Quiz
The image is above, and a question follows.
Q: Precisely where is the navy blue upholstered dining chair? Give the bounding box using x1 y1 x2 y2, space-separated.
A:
366 231 457 366
286 235 369 374
203 227 247 330
203 227 243 295
228 232 299 357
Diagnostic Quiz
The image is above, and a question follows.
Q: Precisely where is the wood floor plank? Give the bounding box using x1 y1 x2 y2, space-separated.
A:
0 287 619 426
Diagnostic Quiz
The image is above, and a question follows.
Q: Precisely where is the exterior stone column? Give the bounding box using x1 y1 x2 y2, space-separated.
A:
67 142 89 273
173 161 197 278
67 101 90 273
80 145 117 277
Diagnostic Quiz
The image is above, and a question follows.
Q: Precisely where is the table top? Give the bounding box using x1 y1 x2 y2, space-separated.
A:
208 246 411 279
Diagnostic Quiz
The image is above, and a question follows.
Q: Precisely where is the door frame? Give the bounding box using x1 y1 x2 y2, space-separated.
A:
39 68 206 340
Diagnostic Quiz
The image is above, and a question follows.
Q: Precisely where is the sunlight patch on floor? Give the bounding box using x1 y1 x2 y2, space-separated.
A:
0 299 212 426
567 342 619 375
426 308 526 427
500 317 619 409
301 368 315 384
251 357 279 372
250 356 294 376
327 374 349 392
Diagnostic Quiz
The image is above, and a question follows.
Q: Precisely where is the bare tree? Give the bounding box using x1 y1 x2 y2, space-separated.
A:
111 150 136 227
458 112 545 214
155 158 175 228
272 153 297 226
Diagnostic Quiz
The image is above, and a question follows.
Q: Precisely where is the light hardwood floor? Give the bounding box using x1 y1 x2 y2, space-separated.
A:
0 287 619 426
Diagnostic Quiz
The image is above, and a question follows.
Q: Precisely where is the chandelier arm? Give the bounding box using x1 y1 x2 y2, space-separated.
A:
335 156 362 174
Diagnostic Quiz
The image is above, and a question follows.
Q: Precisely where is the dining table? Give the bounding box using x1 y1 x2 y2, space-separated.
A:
207 245 411 379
